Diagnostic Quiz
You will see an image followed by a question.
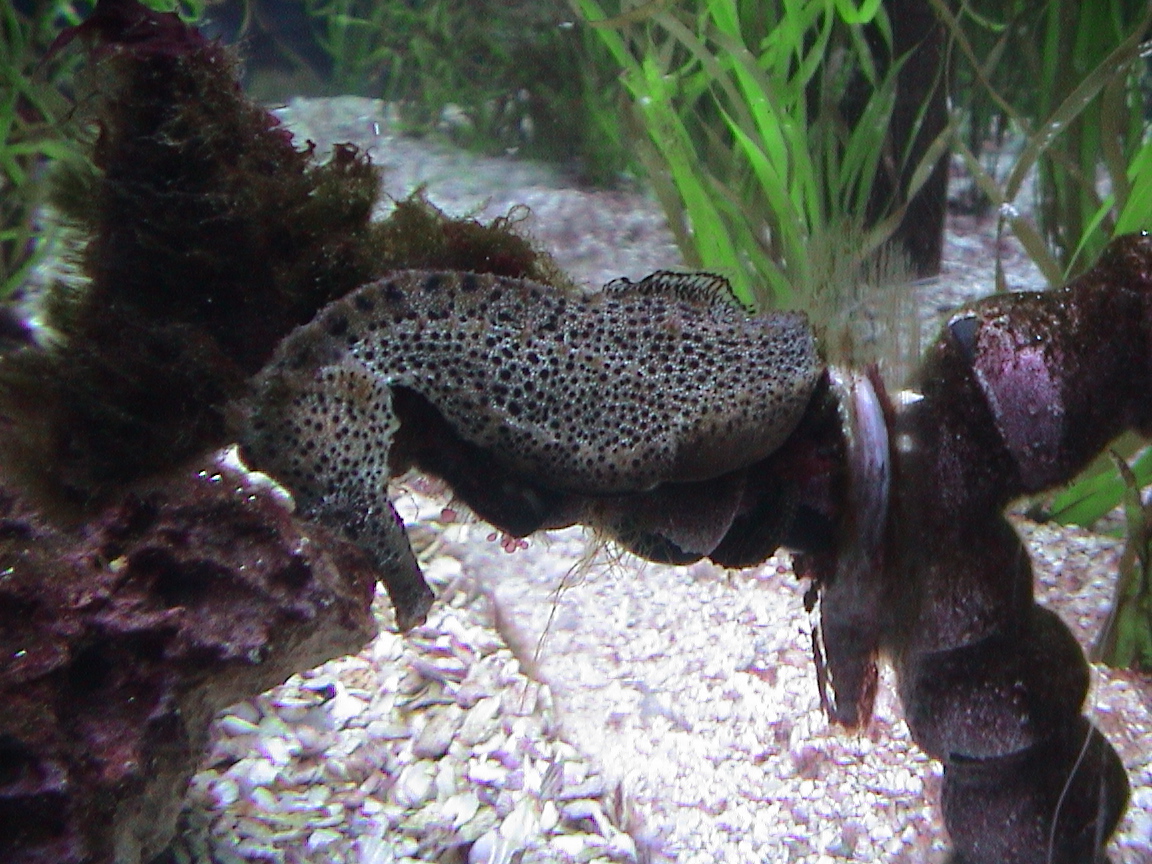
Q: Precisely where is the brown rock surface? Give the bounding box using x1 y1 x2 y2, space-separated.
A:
0 451 377 864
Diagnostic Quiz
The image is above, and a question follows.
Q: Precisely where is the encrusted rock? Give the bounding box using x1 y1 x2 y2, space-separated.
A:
0 450 377 864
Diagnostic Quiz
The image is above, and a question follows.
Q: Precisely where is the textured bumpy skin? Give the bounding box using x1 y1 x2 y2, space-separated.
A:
241 269 821 628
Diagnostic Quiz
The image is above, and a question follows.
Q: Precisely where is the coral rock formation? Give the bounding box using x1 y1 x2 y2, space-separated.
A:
0 453 377 864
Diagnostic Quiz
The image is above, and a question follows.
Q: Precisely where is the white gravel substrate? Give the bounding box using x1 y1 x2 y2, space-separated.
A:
412 496 1152 864
176 97 1151 863
403 493 950 864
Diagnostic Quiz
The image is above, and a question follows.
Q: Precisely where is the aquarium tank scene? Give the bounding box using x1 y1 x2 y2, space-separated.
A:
2 1 1152 863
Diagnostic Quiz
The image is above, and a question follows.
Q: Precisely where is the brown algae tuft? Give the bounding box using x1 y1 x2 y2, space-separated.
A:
0 0 559 509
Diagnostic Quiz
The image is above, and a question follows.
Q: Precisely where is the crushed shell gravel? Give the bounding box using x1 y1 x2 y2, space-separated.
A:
172 490 1150 864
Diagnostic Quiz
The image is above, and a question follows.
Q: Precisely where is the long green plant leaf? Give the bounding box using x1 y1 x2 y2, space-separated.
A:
1113 138 1152 235
1049 446 1152 527
1092 452 1152 669
834 0 882 26
1001 7 1152 210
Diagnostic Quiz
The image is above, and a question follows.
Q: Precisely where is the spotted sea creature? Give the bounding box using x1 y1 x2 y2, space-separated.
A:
238 270 822 629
